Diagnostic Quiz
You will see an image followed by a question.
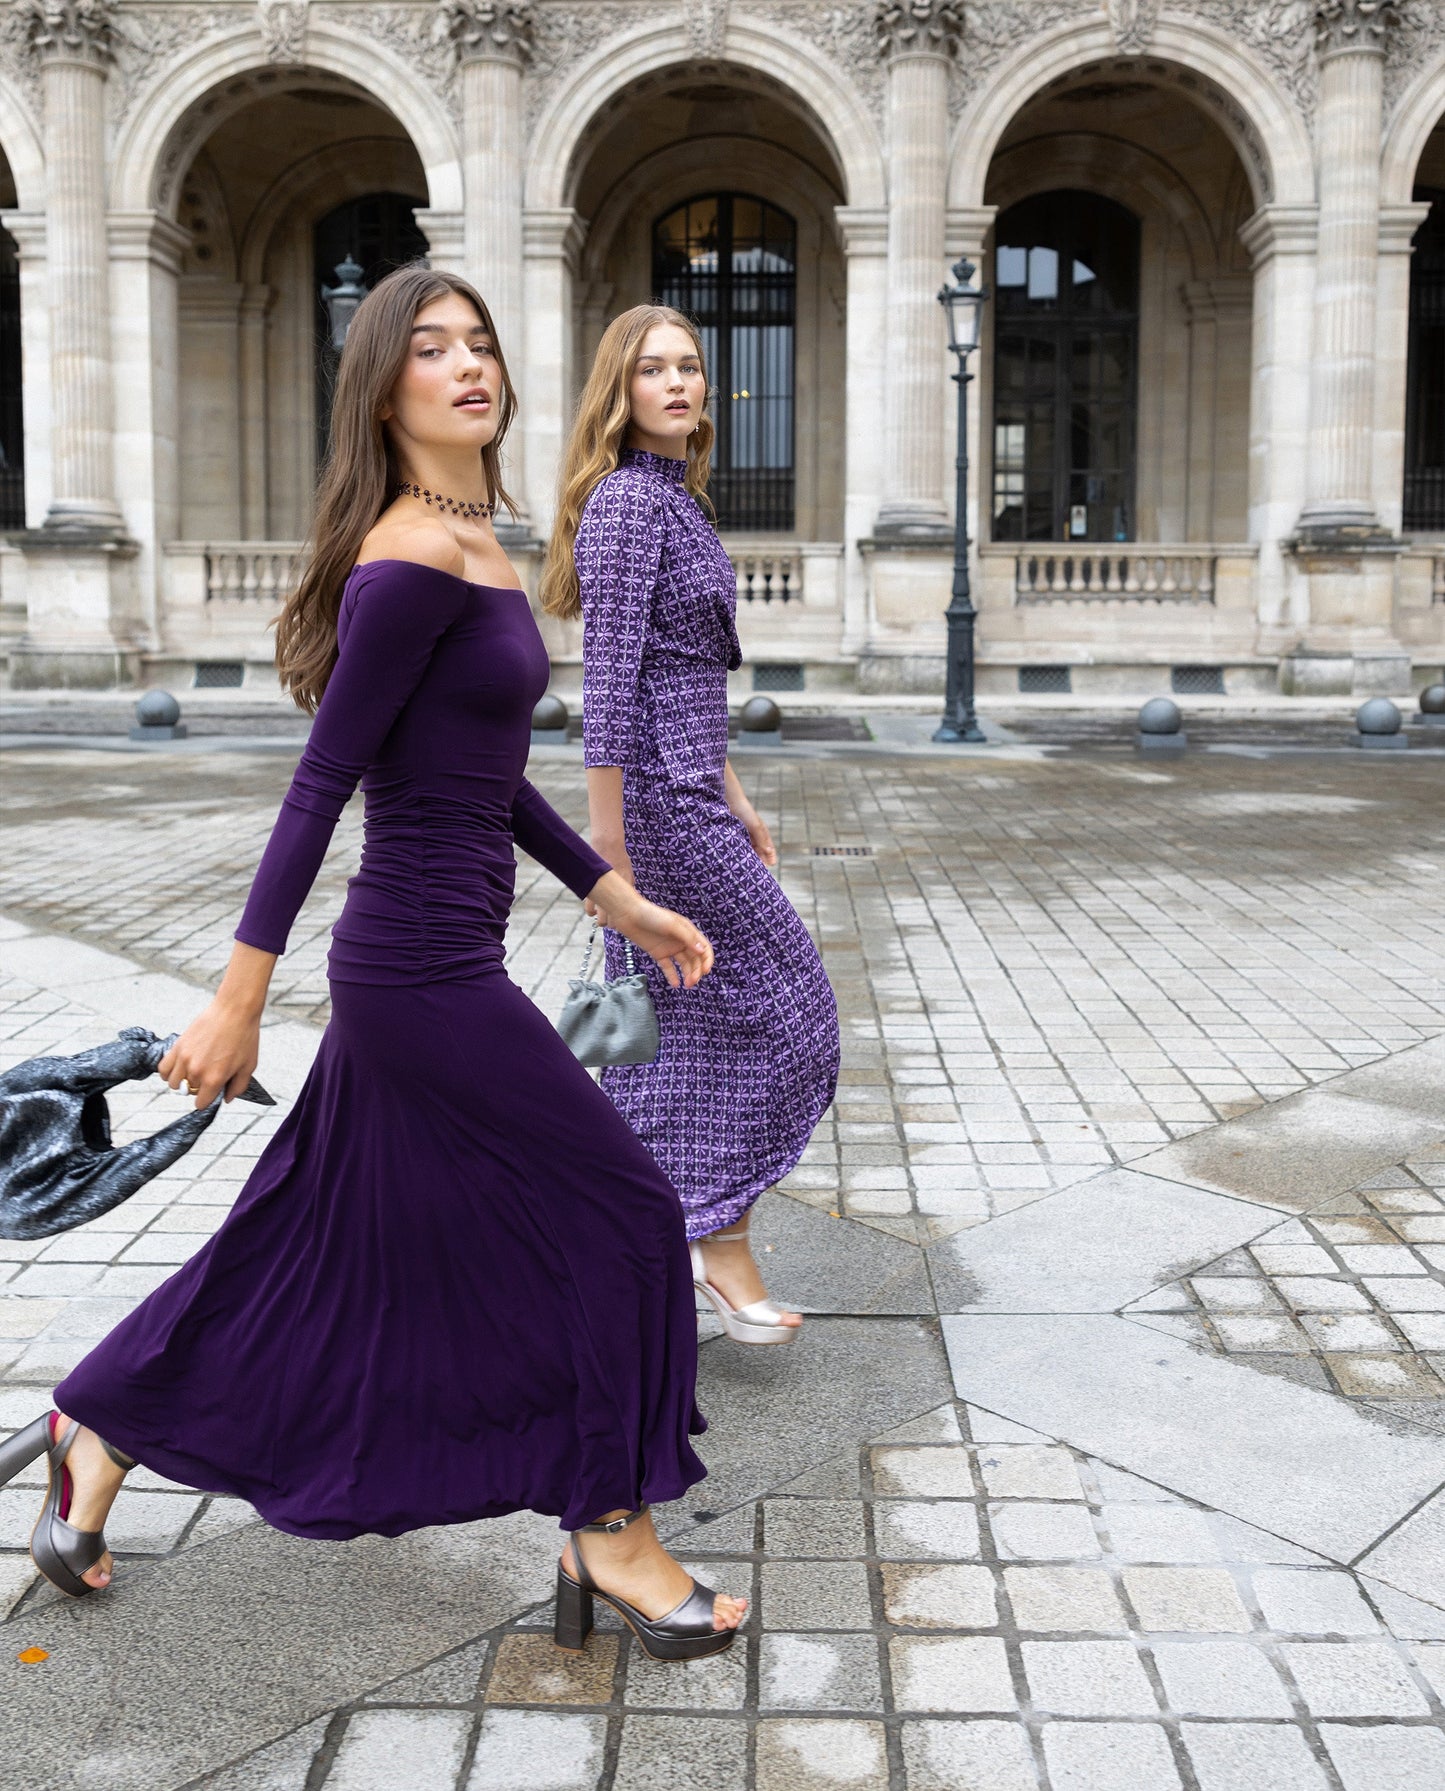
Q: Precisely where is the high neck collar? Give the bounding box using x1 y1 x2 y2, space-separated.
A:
619 446 689 484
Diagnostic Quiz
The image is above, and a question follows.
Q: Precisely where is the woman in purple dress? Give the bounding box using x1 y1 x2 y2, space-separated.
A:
0 269 746 1661
541 307 840 1345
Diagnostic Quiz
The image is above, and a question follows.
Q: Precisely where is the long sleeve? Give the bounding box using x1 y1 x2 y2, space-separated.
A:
510 779 610 898
235 563 467 955
577 472 664 769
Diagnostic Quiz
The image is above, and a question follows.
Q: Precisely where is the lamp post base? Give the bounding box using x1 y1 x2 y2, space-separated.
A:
932 719 990 745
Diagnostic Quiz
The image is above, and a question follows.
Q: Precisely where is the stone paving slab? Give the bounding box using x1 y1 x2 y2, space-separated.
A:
133 1398 1445 1791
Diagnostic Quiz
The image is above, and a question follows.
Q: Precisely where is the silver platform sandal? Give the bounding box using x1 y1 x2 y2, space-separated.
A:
554 1506 736 1662
691 1226 800 1345
0 1412 135 1598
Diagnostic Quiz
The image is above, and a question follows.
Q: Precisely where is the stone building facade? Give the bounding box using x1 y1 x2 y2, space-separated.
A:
0 0 1442 698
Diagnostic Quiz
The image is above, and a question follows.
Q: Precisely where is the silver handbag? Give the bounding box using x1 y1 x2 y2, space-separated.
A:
556 925 660 1068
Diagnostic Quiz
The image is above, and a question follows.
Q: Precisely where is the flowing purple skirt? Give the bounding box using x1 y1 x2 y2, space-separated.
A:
57 976 706 1538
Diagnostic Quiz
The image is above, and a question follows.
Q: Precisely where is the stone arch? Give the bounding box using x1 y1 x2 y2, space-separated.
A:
984 134 1221 279
948 16 1315 213
109 21 461 216
238 139 429 286
525 16 885 212
1382 53 1445 204
0 72 46 211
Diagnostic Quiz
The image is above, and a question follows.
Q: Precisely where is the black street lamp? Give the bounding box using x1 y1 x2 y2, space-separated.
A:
933 256 990 745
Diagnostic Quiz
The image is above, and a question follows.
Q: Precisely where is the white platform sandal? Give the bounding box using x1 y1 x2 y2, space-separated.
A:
690 1226 800 1345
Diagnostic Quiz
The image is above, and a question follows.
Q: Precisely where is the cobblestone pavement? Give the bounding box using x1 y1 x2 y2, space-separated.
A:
1 736 1444 1790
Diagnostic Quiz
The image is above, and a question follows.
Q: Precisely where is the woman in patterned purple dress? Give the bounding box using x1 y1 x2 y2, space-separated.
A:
542 306 840 1344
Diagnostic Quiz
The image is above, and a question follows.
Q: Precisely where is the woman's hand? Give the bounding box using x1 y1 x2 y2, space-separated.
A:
723 760 777 867
586 870 713 988
157 941 275 1107
158 997 262 1108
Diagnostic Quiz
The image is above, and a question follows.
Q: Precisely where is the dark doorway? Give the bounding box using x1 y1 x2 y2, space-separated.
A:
313 192 428 465
653 193 797 531
991 190 1140 543
0 224 22 528
1404 185 1445 534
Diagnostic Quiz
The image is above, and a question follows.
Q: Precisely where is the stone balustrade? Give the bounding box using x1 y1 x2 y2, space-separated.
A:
728 544 803 605
204 543 303 605
1010 546 1229 604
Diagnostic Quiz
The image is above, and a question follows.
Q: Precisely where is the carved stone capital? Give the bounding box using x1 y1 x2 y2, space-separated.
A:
25 0 114 70
874 0 964 61
1314 0 1401 56
441 0 535 66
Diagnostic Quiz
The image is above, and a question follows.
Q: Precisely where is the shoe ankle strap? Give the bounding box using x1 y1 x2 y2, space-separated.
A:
576 1505 649 1535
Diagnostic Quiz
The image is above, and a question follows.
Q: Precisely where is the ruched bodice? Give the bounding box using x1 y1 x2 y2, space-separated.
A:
237 560 606 982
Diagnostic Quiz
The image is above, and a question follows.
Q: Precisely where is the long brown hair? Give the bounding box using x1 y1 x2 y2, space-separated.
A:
539 304 714 620
275 265 517 711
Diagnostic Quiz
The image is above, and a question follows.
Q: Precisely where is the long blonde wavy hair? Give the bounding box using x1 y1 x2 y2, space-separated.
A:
539 304 714 620
274 265 517 711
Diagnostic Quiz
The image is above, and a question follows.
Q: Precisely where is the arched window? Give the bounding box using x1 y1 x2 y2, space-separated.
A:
0 224 22 528
314 193 428 462
653 193 797 531
991 190 1140 543
1404 187 1445 533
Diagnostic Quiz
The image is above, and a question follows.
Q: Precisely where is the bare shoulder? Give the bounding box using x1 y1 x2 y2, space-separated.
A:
356 509 466 578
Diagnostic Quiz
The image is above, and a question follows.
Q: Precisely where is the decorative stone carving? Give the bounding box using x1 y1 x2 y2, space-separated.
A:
0 6 43 112
745 3 887 123
442 0 535 65
256 0 307 63
1385 2 1445 114
950 0 1084 108
24 0 114 68
685 0 730 58
1176 1 1318 120
522 4 662 138
1106 0 1159 54
874 0 964 60
1314 0 1400 55
106 8 255 133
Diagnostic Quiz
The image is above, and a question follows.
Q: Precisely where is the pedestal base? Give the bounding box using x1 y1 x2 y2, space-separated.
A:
8 527 142 689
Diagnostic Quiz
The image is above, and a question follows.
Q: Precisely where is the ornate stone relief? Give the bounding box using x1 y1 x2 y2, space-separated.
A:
523 4 665 138
1314 0 1400 54
743 3 886 123
685 0 729 58
0 8 43 112
950 0 1084 110
256 0 308 63
1106 0 1159 54
1384 3 1445 119
442 0 535 65
105 7 252 133
874 0 964 60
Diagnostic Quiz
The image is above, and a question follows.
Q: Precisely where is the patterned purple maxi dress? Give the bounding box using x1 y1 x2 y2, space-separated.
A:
577 447 840 1241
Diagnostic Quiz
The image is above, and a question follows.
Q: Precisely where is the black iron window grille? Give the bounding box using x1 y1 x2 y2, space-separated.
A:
992 190 1140 545
0 225 23 529
652 193 797 532
1404 186 1445 534
314 193 429 466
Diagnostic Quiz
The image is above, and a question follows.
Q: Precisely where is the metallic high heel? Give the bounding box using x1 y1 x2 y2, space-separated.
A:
553 1506 736 1662
691 1225 800 1345
0 1413 135 1599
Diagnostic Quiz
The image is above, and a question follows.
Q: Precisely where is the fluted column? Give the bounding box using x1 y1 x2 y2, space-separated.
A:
28 0 124 533
1296 1 1399 540
837 206 889 654
873 1 960 539
444 1 533 530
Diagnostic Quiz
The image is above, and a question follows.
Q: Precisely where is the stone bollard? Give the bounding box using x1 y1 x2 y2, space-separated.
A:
1135 696 1186 754
530 694 569 747
1354 697 1408 751
1417 683 1445 729
736 694 783 749
129 691 187 742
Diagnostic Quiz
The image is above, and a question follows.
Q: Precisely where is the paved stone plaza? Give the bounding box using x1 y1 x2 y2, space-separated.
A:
1 728 1444 1791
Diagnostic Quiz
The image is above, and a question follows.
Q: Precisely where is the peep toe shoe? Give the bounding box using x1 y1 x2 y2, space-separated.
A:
0 1412 135 1598
691 1227 799 1345
553 1506 736 1662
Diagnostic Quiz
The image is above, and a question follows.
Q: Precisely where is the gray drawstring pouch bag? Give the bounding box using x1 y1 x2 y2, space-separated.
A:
556 925 660 1068
0 1026 274 1240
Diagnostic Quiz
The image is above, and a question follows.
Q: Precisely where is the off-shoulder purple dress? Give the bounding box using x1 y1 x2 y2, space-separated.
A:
578 449 840 1241
57 560 706 1538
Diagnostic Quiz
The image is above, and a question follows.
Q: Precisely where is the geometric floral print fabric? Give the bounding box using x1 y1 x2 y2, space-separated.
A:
578 447 840 1239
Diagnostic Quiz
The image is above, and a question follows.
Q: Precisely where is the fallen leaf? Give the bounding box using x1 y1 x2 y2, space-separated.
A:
17 1647 49 1665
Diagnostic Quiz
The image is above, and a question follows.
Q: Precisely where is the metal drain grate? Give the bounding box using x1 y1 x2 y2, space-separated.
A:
753 663 805 693
811 845 874 857
194 661 244 689
1019 665 1072 693
1171 663 1226 695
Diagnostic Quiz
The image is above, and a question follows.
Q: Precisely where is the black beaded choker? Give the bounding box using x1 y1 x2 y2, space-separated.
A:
393 481 495 520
